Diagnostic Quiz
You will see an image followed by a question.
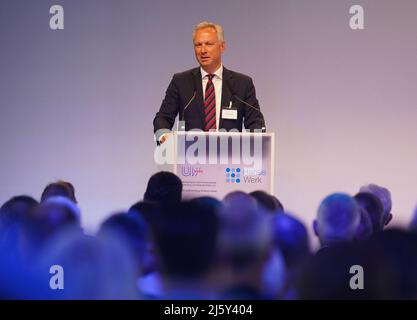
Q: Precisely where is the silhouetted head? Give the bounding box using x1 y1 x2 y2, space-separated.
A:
39 232 139 299
128 201 164 276
364 229 417 299
296 242 371 299
359 184 392 226
272 212 310 268
128 200 161 226
21 196 82 260
0 196 39 263
354 192 385 233
0 195 38 228
97 212 150 275
355 207 373 241
41 180 77 204
149 201 219 280
222 191 258 217
220 191 272 271
313 193 360 247
249 190 284 213
190 196 222 213
143 171 182 204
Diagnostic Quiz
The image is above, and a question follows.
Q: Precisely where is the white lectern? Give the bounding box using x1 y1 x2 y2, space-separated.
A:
155 131 275 200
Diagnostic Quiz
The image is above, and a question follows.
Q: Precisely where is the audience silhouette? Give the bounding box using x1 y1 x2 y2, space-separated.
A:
1 175 415 300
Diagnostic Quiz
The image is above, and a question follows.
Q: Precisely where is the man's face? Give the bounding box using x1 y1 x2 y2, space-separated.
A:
193 27 225 73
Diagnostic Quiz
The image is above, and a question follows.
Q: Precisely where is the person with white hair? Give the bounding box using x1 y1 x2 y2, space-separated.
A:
154 21 265 144
216 191 275 299
359 183 393 227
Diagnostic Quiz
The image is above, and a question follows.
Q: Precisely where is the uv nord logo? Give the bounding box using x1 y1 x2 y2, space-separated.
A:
226 167 241 183
181 165 204 177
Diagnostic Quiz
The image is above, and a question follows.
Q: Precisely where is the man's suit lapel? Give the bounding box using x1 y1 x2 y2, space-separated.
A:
220 67 233 130
191 68 205 127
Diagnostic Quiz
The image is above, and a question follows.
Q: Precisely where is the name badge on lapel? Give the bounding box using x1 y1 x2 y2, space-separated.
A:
222 102 238 120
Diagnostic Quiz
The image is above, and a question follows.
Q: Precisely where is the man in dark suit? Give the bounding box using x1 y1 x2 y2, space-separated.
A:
153 21 265 144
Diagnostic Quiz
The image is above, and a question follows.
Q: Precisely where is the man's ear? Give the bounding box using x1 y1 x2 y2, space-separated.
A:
220 41 226 54
384 213 393 226
313 220 319 237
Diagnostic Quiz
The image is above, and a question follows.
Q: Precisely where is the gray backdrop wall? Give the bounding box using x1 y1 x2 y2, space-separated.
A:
1 0 417 233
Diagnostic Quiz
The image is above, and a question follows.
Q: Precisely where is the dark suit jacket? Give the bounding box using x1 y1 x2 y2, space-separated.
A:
153 67 265 140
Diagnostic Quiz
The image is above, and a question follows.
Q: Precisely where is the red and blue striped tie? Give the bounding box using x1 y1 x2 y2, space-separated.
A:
204 74 216 131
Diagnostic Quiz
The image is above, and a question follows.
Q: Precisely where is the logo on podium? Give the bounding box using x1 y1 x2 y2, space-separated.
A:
181 165 204 177
225 167 241 183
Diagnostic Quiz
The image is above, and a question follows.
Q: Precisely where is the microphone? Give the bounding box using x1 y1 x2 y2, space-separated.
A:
224 79 266 132
179 73 198 131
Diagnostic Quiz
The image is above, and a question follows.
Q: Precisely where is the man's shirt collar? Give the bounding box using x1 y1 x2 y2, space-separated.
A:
200 64 223 80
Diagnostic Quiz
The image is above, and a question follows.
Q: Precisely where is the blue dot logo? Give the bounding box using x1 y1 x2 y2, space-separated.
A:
231 173 235 178
226 168 230 173
236 179 240 183
236 168 241 173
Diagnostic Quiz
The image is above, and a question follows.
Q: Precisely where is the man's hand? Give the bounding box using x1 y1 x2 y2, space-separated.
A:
159 133 170 144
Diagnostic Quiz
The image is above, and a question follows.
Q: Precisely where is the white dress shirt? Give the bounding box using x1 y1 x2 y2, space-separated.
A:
201 64 223 130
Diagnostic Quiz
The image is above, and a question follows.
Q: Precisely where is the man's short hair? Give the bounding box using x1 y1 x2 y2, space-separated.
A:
220 191 272 270
97 212 149 270
354 192 385 233
193 21 224 42
249 190 284 213
359 184 392 221
143 171 182 204
272 212 310 268
0 195 38 228
41 180 77 204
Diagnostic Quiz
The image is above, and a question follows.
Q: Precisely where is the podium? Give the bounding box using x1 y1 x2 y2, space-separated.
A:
155 131 275 200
